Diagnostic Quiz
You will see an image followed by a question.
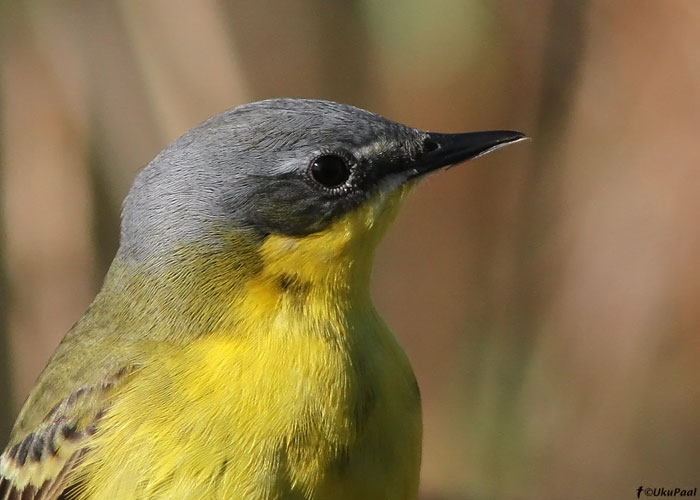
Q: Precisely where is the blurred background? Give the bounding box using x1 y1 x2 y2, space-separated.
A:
1 1 699 498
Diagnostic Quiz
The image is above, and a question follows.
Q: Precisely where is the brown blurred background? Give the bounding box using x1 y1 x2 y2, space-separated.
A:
1 1 699 498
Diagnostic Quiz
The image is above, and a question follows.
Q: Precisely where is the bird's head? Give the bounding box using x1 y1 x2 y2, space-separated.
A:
106 99 524 332
119 99 523 285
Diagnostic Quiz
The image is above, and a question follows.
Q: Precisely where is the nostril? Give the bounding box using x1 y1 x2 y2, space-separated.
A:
423 138 440 153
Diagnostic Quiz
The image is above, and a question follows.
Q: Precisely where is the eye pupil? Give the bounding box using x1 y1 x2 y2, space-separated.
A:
310 155 350 188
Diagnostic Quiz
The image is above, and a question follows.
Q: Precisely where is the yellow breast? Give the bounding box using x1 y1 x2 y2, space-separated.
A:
75 302 420 499
73 192 422 499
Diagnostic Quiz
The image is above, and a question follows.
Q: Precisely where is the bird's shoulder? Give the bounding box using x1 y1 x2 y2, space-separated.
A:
0 325 140 500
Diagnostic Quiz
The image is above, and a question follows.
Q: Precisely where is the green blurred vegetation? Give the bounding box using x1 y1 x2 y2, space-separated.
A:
1 1 699 498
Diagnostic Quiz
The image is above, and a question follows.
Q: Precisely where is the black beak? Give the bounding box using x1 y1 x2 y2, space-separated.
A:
409 130 526 179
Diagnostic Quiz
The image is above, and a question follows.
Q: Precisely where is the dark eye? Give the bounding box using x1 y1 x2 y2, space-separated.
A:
309 154 351 189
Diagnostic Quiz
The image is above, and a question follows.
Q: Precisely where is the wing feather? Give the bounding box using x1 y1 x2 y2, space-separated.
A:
0 367 134 500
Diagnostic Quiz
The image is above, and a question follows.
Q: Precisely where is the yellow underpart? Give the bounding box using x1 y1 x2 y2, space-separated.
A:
73 186 422 499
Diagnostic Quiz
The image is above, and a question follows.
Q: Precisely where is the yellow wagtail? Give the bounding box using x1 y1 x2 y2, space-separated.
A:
0 99 524 499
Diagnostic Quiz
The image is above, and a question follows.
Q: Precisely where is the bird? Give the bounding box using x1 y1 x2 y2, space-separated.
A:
0 98 524 500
